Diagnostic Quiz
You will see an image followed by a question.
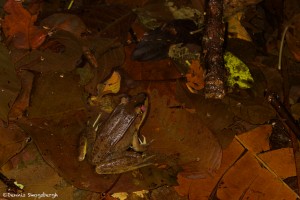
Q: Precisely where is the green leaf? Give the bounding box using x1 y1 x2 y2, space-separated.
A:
224 51 254 89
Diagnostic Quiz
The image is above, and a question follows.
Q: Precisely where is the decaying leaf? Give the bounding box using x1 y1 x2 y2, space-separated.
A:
175 126 298 199
223 0 263 18
2 0 47 49
286 14 300 62
81 5 136 43
27 72 86 118
84 38 125 95
185 60 205 94
227 11 252 41
15 30 83 73
1 143 73 198
0 121 29 167
141 88 222 179
17 112 177 193
0 43 21 122
216 151 297 199
41 13 87 38
98 71 121 95
9 71 34 119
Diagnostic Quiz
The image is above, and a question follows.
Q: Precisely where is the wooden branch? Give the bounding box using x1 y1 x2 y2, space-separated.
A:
202 0 227 99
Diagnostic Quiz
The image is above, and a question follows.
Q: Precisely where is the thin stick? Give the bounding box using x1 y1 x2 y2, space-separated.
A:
278 25 290 70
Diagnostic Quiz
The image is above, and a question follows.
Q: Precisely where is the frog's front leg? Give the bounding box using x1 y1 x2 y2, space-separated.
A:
95 151 154 174
131 131 152 152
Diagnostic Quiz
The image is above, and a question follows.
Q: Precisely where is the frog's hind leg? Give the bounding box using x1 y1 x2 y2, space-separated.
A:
95 152 154 174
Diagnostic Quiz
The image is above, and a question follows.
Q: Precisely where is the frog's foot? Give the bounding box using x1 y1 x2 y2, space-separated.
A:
131 133 153 152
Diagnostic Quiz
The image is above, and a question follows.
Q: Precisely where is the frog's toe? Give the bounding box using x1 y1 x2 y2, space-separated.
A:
132 134 154 152
139 135 154 146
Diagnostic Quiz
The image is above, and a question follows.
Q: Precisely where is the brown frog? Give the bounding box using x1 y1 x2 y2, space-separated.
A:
78 93 153 174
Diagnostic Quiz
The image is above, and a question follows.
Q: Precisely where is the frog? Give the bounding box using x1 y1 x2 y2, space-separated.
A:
78 93 153 174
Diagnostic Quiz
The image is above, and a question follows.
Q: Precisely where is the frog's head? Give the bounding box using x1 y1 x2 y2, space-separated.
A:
124 93 148 116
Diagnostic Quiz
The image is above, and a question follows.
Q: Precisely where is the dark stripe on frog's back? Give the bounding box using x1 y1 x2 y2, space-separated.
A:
91 104 137 164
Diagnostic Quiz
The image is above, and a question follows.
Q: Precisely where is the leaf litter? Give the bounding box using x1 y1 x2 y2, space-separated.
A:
1 0 300 199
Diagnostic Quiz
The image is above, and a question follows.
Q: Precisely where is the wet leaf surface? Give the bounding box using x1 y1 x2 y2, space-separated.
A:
0 143 74 199
139 86 222 179
2 0 47 49
0 121 28 167
83 38 125 94
1 0 300 199
81 5 136 43
17 112 178 193
41 13 87 38
15 31 83 73
9 70 34 119
0 44 21 122
27 72 85 118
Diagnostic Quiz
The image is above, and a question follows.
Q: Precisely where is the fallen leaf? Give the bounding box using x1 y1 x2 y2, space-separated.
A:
15 30 83 73
2 0 47 49
223 0 263 18
236 125 272 153
25 0 43 15
216 151 297 199
185 60 205 93
9 71 34 119
175 139 245 199
84 38 125 95
258 148 296 179
81 5 136 43
227 11 252 41
17 112 177 193
0 121 29 167
286 14 300 62
140 87 222 179
0 43 21 122
41 13 87 38
1 143 73 199
101 71 121 94
27 72 86 118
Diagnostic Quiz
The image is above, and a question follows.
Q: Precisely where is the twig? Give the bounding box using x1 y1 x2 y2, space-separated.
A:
265 91 300 140
265 91 300 194
202 0 226 99
278 25 290 70
0 172 24 194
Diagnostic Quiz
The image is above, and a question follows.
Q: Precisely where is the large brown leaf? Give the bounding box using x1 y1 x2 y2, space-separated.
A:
139 85 222 179
81 5 136 43
17 111 178 193
15 30 83 73
0 121 29 167
0 43 21 122
41 13 87 38
2 0 47 49
27 72 86 118
286 14 300 62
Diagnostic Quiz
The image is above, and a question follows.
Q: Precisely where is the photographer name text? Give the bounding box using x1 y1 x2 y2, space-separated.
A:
2 192 58 199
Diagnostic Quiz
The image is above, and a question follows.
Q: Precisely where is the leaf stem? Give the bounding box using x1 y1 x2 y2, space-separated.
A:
278 25 290 70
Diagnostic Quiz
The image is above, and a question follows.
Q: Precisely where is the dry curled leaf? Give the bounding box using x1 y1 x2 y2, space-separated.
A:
2 0 47 49
185 60 205 94
286 14 300 62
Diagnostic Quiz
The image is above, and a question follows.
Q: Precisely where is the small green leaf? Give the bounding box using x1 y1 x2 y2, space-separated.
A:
224 51 254 89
